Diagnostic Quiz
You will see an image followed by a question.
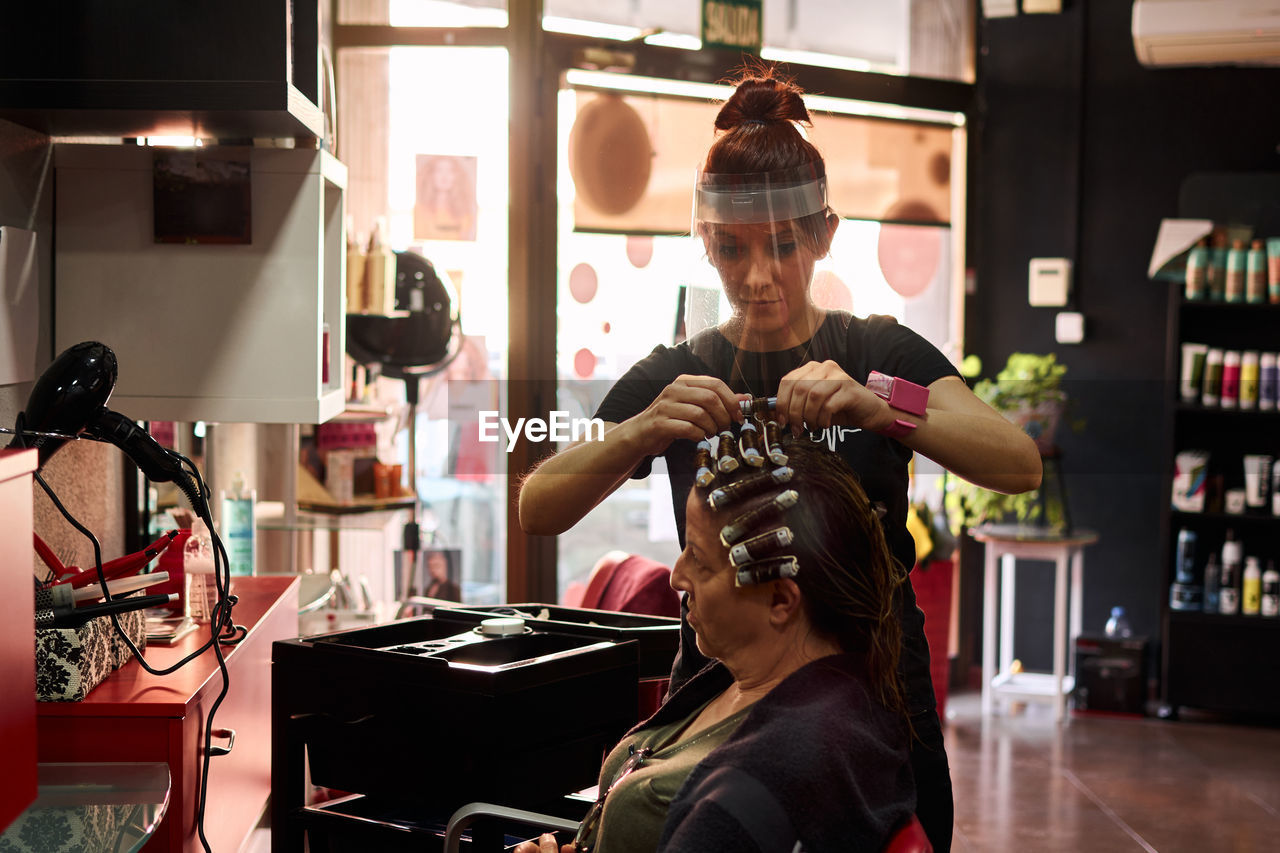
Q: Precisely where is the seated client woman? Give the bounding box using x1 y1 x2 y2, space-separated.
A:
517 416 917 853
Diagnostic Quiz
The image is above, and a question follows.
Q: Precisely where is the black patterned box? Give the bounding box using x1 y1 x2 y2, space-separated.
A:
35 608 147 702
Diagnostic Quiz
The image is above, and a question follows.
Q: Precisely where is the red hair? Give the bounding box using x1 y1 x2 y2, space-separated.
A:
703 66 833 253
705 67 825 178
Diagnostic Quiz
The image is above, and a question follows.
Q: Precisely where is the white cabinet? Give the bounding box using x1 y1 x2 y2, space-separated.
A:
54 144 346 424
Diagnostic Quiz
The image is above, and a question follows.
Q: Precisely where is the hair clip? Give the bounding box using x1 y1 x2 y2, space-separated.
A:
695 439 716 487
716 430 741 473
728 526 793 568
706 466 793 510
720 489 799 546
738 396 778 420
734 556 800 587
738 420 764 468
762 420 788 466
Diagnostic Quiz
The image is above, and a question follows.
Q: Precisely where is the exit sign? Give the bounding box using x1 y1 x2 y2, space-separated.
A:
702 0 763 53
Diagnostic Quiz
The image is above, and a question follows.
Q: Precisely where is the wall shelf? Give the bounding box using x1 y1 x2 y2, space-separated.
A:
54 144 347 424
1161 265 1280 716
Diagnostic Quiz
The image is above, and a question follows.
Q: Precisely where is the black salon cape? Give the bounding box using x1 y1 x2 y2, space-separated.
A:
635 655 915 853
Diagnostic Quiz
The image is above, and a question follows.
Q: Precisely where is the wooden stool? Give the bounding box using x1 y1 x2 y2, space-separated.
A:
971 524 1099 722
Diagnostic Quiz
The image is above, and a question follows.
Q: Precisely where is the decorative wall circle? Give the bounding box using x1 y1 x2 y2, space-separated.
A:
568 263 599 304
568 94 653 216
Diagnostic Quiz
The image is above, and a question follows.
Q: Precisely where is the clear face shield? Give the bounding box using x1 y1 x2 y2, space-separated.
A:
683 163 833 347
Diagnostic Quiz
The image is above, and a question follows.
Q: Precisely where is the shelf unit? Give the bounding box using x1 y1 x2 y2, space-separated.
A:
1160 290 1280 717
54 144 346 424
0 1 323 140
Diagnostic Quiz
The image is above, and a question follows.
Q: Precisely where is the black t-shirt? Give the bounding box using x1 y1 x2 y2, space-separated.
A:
593 310 960 576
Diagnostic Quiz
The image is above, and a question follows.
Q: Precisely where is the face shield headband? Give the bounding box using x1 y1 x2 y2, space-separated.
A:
693 163 828 227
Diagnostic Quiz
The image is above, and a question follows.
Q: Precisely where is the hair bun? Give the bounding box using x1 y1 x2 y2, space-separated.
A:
715 74 811 132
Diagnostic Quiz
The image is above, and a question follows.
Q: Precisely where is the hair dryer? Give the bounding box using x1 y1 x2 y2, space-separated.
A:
9 341 117 466
12 341 205 512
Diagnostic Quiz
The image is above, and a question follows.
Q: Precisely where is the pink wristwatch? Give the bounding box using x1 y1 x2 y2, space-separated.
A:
866 371 929 439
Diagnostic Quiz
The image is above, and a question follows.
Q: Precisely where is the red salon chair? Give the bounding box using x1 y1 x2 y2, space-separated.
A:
442 805 932 852
570 551 681 618
565 550 681 719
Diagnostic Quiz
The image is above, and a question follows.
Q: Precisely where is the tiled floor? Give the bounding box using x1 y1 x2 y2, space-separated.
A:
945 692 1280 852
247 691 1280 852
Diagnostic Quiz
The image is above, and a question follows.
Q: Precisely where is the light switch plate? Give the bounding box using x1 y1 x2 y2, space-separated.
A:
1029 257 1072 307
1055 311 1085 344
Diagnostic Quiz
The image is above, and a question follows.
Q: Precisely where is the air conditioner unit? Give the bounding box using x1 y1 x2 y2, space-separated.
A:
1132 0 1280 66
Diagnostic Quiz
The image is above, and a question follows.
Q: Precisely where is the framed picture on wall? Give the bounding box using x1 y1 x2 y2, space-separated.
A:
395 547 463 602
413 154 478 242
153 151 251 244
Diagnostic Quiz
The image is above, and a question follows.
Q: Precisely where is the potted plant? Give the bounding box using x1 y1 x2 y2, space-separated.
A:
944 352 1076 533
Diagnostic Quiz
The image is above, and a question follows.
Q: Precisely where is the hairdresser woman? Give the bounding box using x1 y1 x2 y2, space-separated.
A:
519 69 1041 852
519 439 919 853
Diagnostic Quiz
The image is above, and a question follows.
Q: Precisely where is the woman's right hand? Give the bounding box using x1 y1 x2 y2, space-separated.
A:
625 375 745 457
511 833 574 853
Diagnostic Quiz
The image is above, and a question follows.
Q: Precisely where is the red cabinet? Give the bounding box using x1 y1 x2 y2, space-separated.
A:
37 575 299 852
0 449 37 834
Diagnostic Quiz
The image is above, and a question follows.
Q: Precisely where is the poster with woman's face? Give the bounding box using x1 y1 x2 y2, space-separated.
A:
414 154 478 242
395 547 464 603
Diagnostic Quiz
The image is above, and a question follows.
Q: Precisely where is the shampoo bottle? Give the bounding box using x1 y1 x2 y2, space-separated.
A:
221 471 256 577
1202 553 1221 614
1242 556 1262 616
1246 239 1268 303
1261 560 1279 618
1225 239 1247 303
1219 531 1242 615
1185 238 1208 301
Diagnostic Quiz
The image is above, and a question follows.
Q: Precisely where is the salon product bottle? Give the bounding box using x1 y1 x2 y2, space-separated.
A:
1219 531 1242 615
1246 239 1268 303
345 216 367 314
1239 351 1260 410
220 471 256 577
1269 238 1280 303
1202 553 1221 613
1170 528 1203 611
1225 239 1247 303
1242 556 1262 616
1207 233 1227 301
1220 351 1241 409
1261 561 1280 618
364 217 397 315
1260 353 1278 411
1201 348 1223 407
1185 238 1208 301
1273 458 1280 516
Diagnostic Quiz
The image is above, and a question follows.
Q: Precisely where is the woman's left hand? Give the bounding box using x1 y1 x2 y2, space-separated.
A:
511 833 574 853
775 360 892 434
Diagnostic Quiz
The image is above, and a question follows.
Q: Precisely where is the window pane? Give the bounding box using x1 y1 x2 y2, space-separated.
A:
566 87 957 234
339 0 507 27
339 44 510 604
